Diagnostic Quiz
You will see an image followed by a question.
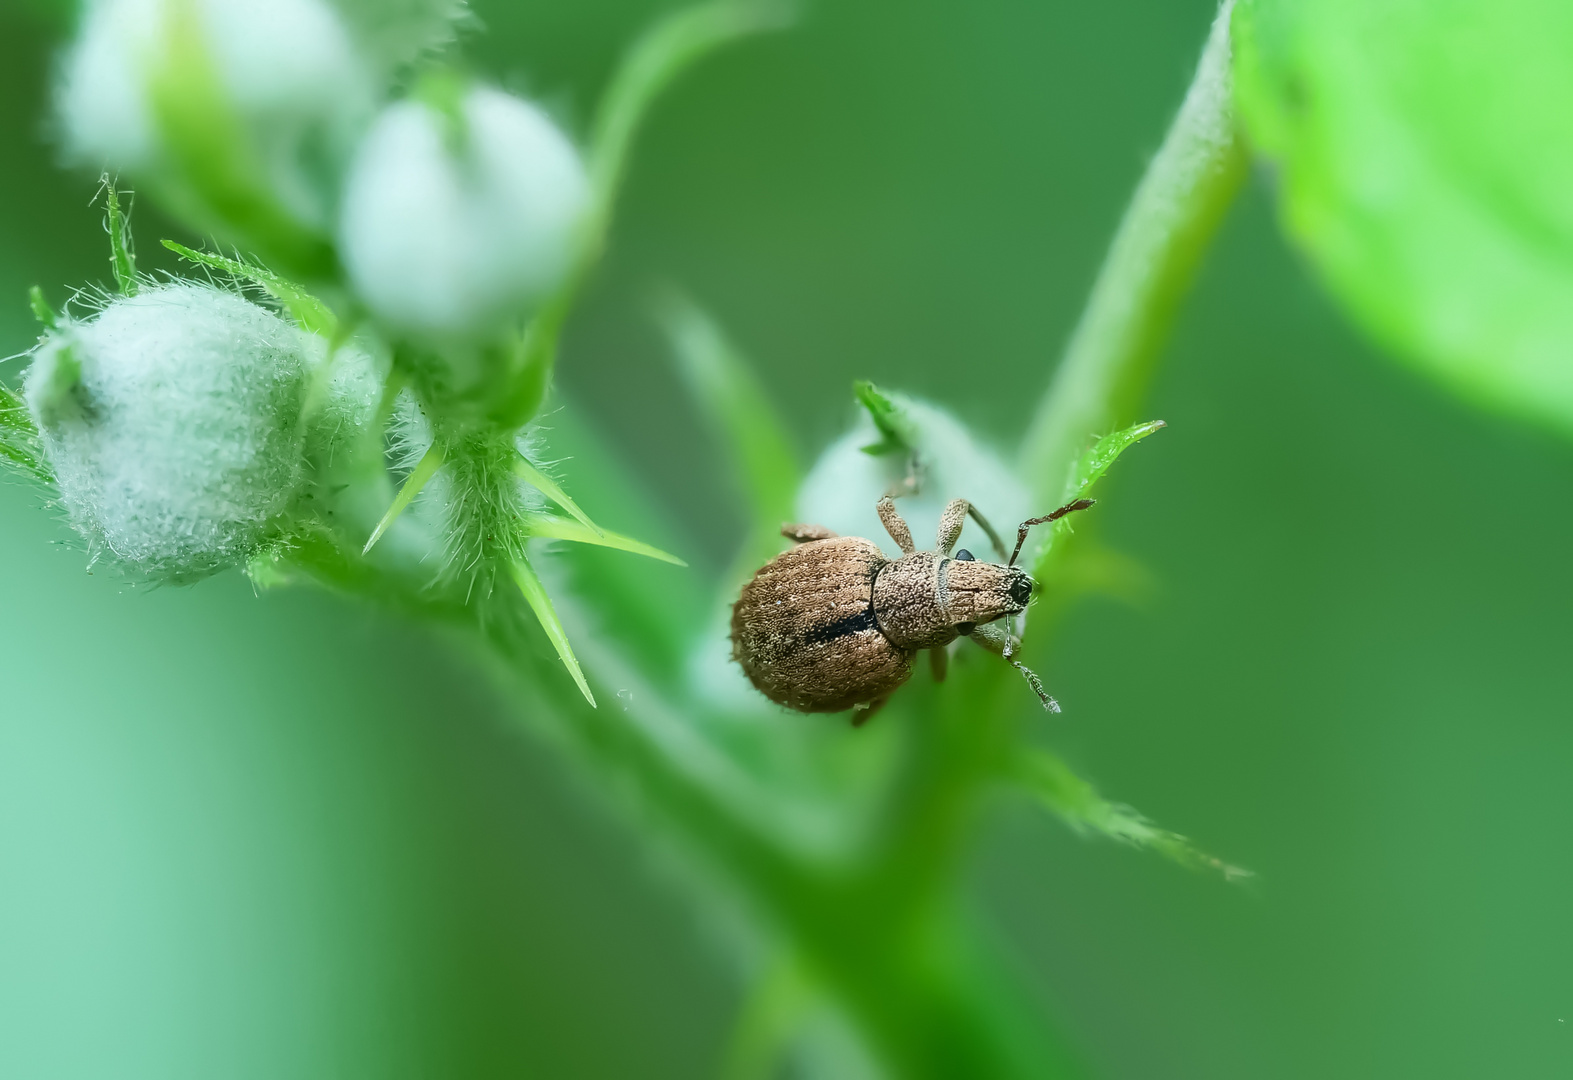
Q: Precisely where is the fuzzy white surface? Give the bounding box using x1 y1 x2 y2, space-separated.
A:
329 0 469 72
25 284 316 580
338 87 590 340
57 0 374 229
797 397 1035 561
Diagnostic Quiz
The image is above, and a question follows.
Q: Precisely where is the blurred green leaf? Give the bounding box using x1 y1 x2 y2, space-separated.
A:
1233 0 1573 434
1012 749 1249 881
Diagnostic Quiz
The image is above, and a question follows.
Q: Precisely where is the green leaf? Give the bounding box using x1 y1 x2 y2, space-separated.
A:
1012 748 1249 881
853 380 919 457
520 512 686 566
656 292 800 571
161 240 338 337
1060 419 1165 503
1029 419 1164 578
510 554 597 708
514 456 603 537
1233 0 1573 435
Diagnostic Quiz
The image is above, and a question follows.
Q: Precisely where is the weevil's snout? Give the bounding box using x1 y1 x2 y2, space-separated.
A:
942 559 1034 626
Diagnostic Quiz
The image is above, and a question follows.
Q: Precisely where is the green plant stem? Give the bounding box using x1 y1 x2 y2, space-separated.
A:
294 6 1248 1075
1018 0 1245 501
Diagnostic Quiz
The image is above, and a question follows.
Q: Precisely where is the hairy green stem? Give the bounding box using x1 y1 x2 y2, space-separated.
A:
1018 0 1245 500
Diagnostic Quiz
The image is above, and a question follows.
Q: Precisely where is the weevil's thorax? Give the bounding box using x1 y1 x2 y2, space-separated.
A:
872 552 1034 649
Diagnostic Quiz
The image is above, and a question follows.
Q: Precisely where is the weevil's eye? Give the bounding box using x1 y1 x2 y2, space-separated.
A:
1008 572 1033 607
954 548 974 561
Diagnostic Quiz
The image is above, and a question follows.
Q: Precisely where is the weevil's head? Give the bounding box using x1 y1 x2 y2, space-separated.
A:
943 548 1035 625
874 549 1036 649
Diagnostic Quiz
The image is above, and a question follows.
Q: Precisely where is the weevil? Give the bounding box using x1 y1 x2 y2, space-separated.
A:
731 494 1094 724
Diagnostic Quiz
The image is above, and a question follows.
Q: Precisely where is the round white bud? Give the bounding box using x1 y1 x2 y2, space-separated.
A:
797 397 1034 561
25 284 319 581
337 86 591 341
57 0 375 231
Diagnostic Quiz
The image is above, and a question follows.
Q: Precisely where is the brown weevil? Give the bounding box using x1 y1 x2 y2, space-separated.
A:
731 494 1094 724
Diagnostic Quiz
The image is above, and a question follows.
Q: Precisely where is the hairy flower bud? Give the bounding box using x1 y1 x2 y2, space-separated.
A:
57 0 375 235
798 395 1033 559
337 86 591 341
330 0 470 73
24 283 319 581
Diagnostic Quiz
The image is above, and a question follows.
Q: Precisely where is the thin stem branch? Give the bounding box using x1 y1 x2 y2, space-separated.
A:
1018 0 1245 500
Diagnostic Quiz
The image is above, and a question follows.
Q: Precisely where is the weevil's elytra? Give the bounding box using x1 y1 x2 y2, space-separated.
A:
731 535 912 713
730 494 1096 723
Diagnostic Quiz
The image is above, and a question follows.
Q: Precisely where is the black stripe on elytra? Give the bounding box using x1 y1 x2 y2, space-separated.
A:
803 607 878 645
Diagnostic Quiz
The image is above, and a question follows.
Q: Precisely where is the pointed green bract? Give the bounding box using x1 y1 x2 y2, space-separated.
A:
520 512 686 566
162 240 338 338
511 554 596 707
363 441 444 555
1012 749 1249 881
100 177 137 297
514 456 602 537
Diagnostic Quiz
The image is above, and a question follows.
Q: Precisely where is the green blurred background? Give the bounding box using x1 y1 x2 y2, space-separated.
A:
3 0 1572 1076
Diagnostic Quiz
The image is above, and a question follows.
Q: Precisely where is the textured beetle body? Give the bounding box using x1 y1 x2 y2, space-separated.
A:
731 536 913 712
731 494 1087 719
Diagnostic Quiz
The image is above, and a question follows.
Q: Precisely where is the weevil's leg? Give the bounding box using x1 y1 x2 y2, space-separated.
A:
851 694 891 728
781 522 838 543
936 499 970 555
965 505 1010 562
1008 498 1097 567
876 495 916 554
968 621 1061 713
929 644 949 683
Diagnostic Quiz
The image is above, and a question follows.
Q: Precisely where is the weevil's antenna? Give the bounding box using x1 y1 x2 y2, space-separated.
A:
1008 498 1096 567
964 505 1010 563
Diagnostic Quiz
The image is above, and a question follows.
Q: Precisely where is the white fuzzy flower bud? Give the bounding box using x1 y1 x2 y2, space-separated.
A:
329 0 470 73
338 86 591 340
798 396 1034 559
57 0 374 232
25 284 319 581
